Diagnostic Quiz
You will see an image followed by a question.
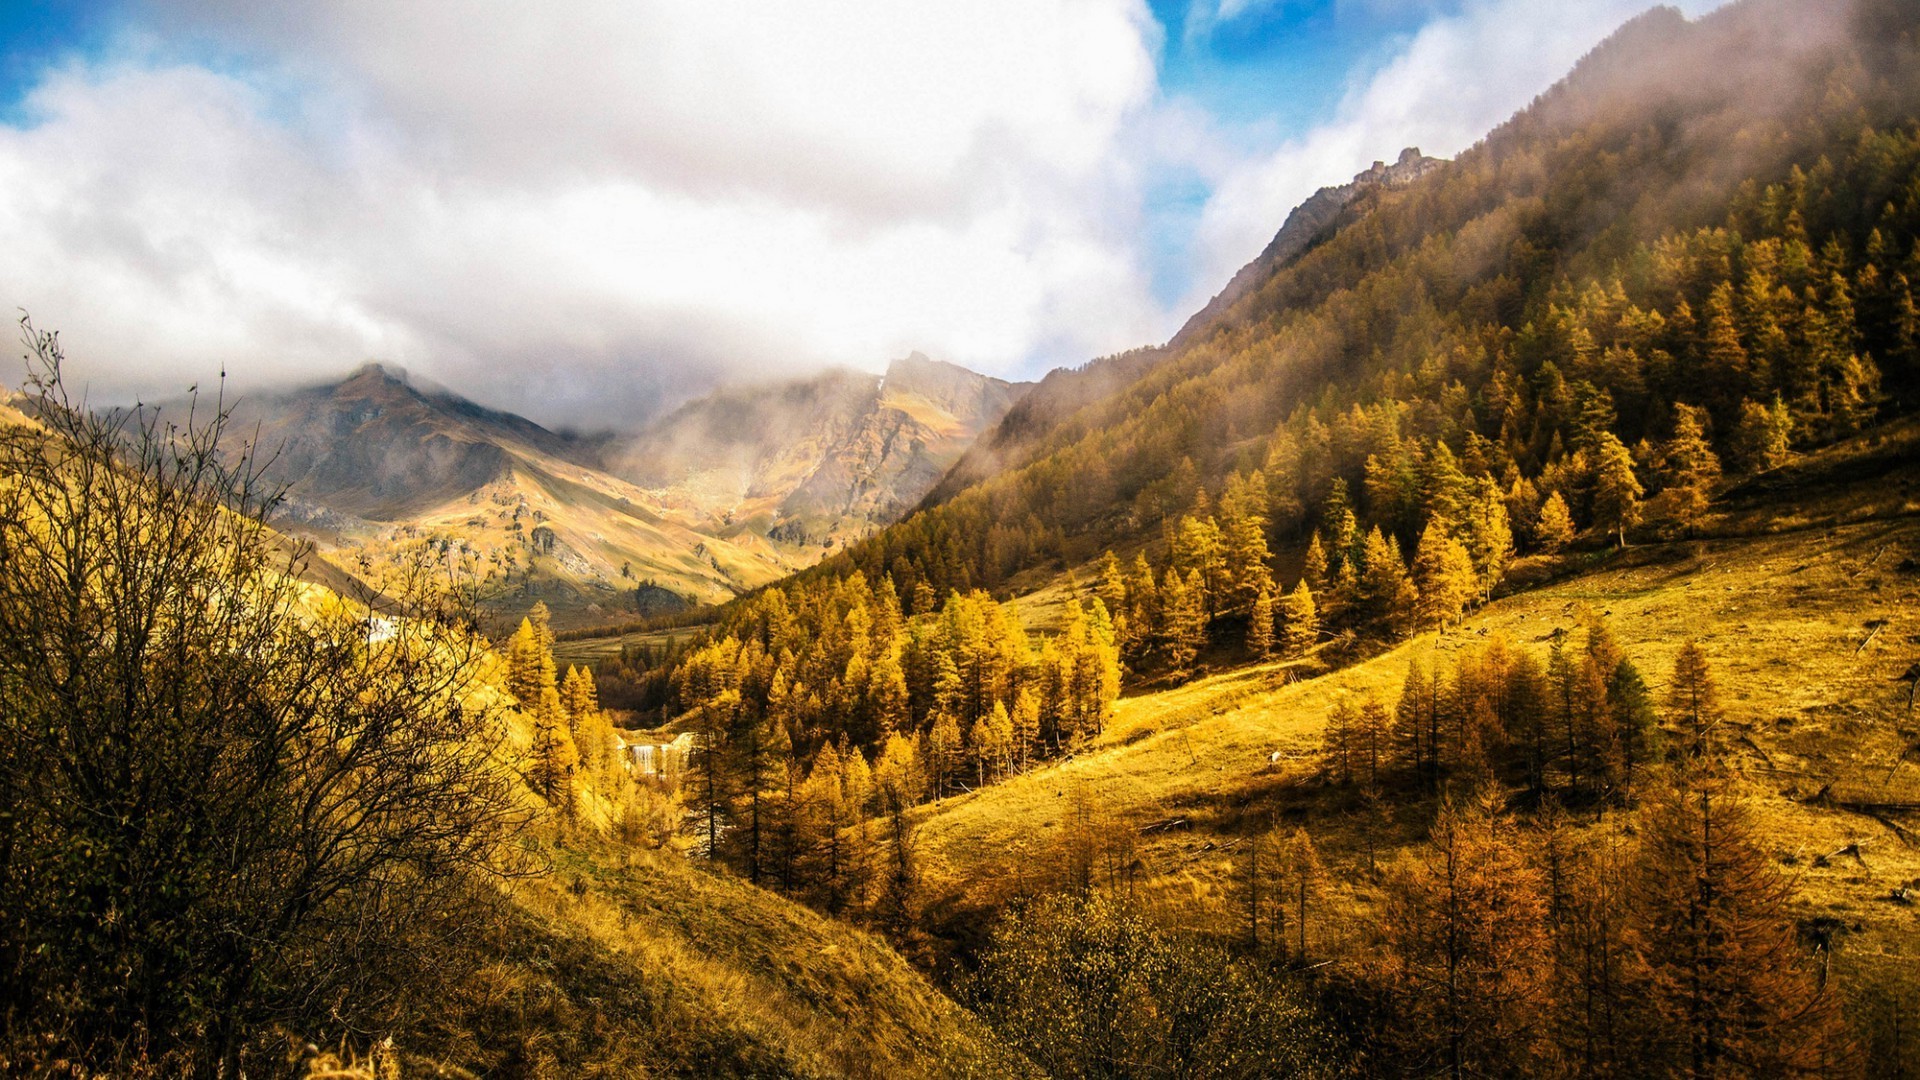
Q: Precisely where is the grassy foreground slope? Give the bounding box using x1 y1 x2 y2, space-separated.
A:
909 418 1920 969
411 841 1022 1079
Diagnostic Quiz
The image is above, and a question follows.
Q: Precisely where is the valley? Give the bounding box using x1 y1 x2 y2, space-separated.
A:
8 0 1920 1075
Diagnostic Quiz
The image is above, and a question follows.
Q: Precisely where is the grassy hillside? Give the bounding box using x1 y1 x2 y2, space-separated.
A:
906 416 1920 1000
405 839 1024 1079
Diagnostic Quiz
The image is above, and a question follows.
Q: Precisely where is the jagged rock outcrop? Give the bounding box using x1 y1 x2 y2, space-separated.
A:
1170 147 1444 349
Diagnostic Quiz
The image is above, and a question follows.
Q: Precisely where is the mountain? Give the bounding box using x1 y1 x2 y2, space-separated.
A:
215 363 801 625
810 0 1912 603
920 152 1441 512
213 354 1025 627
604 352 1030 547
602 0 1920 1068
223 362 595 522
1169 147 1444 349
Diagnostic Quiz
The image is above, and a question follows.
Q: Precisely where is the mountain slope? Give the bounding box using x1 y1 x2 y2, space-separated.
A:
904 416 1920 1019
924 149 1442 509
226 362 593 522
807 0 1917 606
215 364 800 625
606 352 1029 547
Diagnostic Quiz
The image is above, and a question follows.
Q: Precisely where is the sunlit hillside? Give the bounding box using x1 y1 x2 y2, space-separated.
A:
12 0 1920 1075
910 417 1920 957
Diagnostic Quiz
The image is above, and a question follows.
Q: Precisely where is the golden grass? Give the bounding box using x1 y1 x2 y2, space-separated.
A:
911 420 1920 975
410 838 1025 1079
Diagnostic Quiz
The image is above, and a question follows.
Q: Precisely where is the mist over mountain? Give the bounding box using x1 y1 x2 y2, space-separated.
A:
201 351 1025 625
603 352 1029 545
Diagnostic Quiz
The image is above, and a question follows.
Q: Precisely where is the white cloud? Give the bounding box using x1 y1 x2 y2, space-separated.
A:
0 0 1167 425
0 0 1740 427
1182 0 1728 315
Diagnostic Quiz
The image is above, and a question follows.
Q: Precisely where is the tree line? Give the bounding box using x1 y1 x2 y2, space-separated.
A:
1324 639 1850 1075
630 571 1119 911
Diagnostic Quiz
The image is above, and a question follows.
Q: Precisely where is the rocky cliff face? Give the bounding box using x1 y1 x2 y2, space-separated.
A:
605 353 1030 546
1170 147 1445 348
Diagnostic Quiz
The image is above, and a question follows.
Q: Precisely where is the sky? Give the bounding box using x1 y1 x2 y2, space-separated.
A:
0 0 1726 427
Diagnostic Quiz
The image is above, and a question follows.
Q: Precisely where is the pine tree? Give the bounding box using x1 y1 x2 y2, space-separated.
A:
1280 580 1318 658
1358 526 1418 633
1702 279 1753 410
688 692 738 858
1733 396 1795 472
1633 770 1852 1074
529 683 580 816
1591 432 1643 547
1608 658 1660 801
926 710 962 799
839 744 874 910
1281 828 1323 964
1302 533 1330 591
1412 521 1477 629
1124 553 1158 663
1460 477 1513 600
733 708 792 884
1160 567 1209 678
1096 551 1129 645
1323 700 1356 785
1380 794 1552 1076
1660 404 1721 533
1667 641 1723 757
971 703 1012 786
802 743 848 911
1220 470 1274 614
1248 584 1275 658
1010 688 1040 773
1535 490 1576 553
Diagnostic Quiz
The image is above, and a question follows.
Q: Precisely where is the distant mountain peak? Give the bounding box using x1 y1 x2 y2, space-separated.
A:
341 361 412 386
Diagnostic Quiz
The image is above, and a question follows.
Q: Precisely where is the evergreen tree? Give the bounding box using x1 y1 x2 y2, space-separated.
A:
1323 700 1356 785
1632 770 1852 1074
1248 584 1275 658
1380 794 1552 1076
1535 490 1576 554
1010 688 1040 773
529 683 580 817
1160 567 1209 677
687 692 738 858
1733 396 1795 472
1702 280 1753 410
1281 829 1323 964
1302 533 1330 591
1280 580 1318 658
1591 432 1644 547
732 707 792 884
926 710 962 799
1660 404 1721 532
1358 526 1418 633
1220 471 1275 614
1413 522 1477 629
1460 477 1514 600
802 743 848 911
1667 641 1723 757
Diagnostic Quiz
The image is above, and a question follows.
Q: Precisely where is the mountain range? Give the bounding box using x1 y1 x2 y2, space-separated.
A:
220 352 1027 624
